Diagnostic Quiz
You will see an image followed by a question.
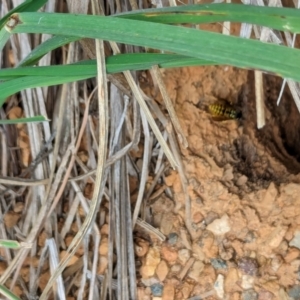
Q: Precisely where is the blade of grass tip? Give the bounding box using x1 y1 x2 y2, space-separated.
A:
0 115 49 125
19 35 80 66
0 284 21 300
0 75 92 106
0 239 21 249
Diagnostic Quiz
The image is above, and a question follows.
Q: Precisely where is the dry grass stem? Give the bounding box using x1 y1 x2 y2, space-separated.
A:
150 65 188 148
109 42 178 169
136 218 166 241
132 110 150 228
178 257 195 280
0 177 49 186
47 238 66 298
254 70 265 129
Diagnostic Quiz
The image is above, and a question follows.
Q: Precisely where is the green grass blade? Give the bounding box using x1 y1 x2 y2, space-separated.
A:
16 4 300 67
6 12 300 82
0 54 216 80
106 53 216 72
0 115 48 125
0 53 217 102
0 0 48 29
0 75 91 107
0 284 21 300
0 27 11 52
0 239 21 249
19 35 79 66
116 4 300 33
0 60 97 79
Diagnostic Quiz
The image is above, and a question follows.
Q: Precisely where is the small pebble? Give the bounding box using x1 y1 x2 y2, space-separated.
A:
97 255 108 275
141 277 160 287
206 214 231 235
288 285 300 300
161 246 178 263
258 289 275 300
167 233 178 245
160 213 174 235
192 211 204 224
151 283 163 297
178 249 190 265
211 258 227 270
214 274 224 299
244 231 256 243
162 283 175 300
241 274 254 290
270 255 283 272
289 231 300 250
98 237 109 256
285 248 300 263
242 289 258 300
170 264 181 274
204 211 219 225
156 260 169 282
236 175 248 186
238 257 258 276
140 247 161 278
188 260 204 281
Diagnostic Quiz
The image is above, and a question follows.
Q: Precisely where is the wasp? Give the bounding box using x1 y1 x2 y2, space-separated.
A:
208 101 242 121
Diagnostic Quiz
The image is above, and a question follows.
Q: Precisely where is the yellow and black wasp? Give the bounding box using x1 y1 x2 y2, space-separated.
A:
208 100 242 121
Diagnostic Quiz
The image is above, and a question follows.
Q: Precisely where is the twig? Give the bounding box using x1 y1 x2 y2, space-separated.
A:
136 218 166 241
132 110 150 228
178 257 195 281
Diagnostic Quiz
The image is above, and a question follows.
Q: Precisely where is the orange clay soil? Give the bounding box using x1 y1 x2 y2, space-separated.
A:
135 63 300 300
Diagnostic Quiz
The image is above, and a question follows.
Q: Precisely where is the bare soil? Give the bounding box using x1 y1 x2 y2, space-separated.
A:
136 62 300 299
